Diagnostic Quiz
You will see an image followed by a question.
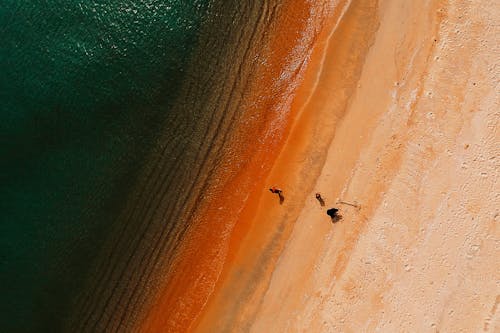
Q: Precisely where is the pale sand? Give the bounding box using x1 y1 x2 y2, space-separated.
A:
194 0 499 332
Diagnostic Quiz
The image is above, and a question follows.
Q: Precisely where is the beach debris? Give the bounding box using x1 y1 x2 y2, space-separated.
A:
315 192 325 206
269 186 284 204
336 199 360 209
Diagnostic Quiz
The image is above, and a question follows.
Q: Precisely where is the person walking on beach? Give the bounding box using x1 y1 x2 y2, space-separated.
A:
269 186 283 195
315 192 325 206
269 186 284 204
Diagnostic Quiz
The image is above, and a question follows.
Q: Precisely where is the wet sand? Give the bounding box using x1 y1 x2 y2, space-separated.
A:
136 1 330 332
116 0 500 331
190 0 499 332
66 1 312 331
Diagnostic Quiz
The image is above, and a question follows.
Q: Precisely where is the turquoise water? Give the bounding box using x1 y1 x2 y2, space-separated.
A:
0 1 209 331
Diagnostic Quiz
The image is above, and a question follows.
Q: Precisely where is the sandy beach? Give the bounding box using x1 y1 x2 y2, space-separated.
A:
6 0 497 331
190 0 499 332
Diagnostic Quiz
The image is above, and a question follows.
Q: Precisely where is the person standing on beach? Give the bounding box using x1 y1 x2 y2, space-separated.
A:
315 192 325 206
327 207 340 222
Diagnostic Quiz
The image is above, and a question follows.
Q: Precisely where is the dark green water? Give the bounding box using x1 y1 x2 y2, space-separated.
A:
0 1 209 331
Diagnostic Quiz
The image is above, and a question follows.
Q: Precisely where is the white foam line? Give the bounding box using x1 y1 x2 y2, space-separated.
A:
294 0 353 121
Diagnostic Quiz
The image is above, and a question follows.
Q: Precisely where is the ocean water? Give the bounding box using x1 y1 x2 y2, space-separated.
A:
0 1 209 331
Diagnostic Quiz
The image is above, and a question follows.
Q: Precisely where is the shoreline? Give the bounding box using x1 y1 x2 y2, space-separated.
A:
135 0 499 331
136 1 332 331
193 0 381 330
194 0 499 331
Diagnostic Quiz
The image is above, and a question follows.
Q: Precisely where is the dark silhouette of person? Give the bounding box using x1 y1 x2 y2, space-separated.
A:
315 193 325 206
327 207 341 222
269 186 284 204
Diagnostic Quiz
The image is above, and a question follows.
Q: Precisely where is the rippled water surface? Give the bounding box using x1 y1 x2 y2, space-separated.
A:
1 1 209 331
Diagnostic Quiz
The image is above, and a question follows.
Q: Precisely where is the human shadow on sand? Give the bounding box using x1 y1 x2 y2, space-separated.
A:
330 214 343 223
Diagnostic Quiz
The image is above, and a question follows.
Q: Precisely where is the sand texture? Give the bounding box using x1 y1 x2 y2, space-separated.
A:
192 0 500 332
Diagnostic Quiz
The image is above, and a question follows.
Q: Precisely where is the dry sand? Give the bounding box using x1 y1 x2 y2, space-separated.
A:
193 0 499 332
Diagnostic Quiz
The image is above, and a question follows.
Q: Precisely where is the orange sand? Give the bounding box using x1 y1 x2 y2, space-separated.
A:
195 0 500 332
136 1 331 331
140 0 499 331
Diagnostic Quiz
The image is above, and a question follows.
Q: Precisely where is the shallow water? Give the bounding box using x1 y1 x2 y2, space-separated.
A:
1 1 209 331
